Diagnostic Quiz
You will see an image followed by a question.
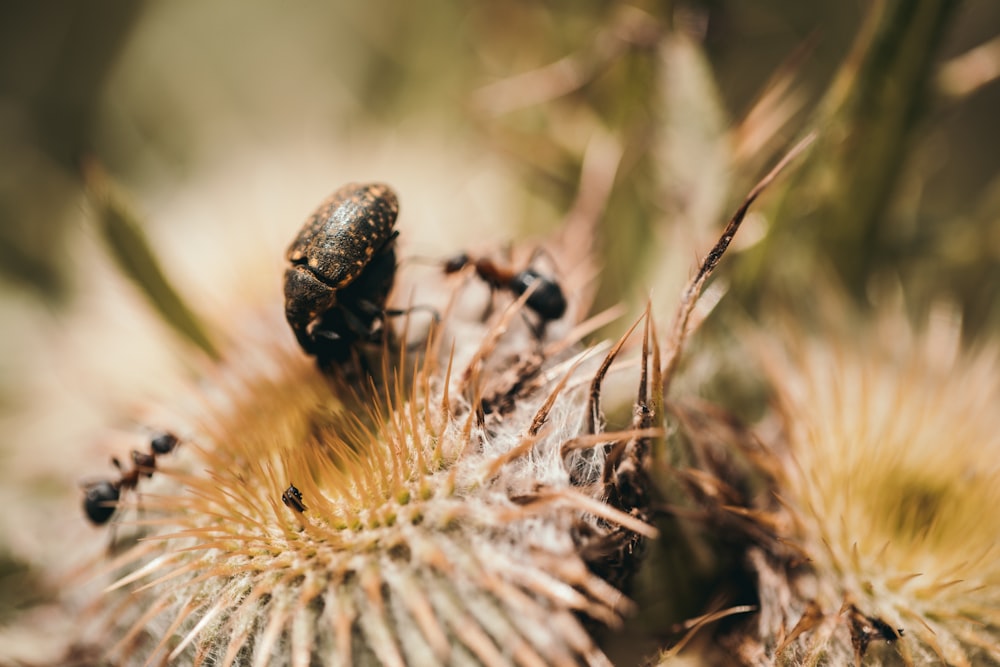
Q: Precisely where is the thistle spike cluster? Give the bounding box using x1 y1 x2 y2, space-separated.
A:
766 313 1000 666
85 256 658 667
669 305 1000 666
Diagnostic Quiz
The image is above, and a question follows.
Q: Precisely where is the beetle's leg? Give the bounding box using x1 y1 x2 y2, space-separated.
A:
343 306 374 335
374 230 400 253
383 305 441 351
336 304 386 343
312 329 343 341
339 298 438 343
526 245 561 272
383 304 440 324
353 298 384 317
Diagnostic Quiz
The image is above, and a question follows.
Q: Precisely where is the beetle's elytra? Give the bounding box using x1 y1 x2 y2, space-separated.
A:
283 183 400 367
285 183 398 289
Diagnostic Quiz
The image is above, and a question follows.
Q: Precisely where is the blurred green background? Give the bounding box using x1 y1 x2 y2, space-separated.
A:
2 1 998 321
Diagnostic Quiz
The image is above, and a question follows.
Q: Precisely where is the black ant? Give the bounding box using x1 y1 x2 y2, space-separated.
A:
443 252 567 324
82 431 179 526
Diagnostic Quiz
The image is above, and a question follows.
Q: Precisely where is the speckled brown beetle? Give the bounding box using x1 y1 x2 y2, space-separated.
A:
284 183 400 367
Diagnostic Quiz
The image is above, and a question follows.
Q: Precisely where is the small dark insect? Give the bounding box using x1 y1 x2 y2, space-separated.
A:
284 183 400 367
82 431 180 526
869 617 904 642
444 252 567 323
847 605 904 659
282 484 307 513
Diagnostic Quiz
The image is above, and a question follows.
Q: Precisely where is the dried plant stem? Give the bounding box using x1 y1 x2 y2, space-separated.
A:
661 132 816 396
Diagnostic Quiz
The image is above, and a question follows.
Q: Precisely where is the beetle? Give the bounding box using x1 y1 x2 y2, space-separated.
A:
281 484 307 513
284 183 400 367
82 431 180 525
443 252 567 323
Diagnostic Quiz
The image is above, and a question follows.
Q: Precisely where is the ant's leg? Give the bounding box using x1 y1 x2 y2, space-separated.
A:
527 245 563 274
520 311 548 342
131 450 156 478
375 230 400 253
471 287 498 322
312 329 343 341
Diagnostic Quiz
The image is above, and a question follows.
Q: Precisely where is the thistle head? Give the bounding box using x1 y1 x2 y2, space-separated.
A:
673 302 1000 665
80 240 658 667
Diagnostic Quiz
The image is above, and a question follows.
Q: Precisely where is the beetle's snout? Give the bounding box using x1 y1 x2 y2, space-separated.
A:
284 266 338 332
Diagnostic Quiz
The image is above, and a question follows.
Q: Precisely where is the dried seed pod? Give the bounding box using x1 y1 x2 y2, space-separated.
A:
663 303 1000 666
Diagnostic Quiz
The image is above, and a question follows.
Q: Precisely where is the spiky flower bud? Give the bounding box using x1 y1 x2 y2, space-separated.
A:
80 241 658 666
677 304 1000 666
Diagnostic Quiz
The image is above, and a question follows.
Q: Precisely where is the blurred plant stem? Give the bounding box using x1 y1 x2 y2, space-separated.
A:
0 0 147 300
739 0 961 304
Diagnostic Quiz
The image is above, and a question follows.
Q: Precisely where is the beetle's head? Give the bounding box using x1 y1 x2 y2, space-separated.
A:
284 265 338 351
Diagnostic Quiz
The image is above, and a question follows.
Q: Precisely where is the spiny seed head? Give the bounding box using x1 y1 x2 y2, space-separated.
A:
685 305 1000 666
84 255 655 667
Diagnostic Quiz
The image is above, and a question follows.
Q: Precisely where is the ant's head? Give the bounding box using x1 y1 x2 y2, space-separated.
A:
442 253 471 274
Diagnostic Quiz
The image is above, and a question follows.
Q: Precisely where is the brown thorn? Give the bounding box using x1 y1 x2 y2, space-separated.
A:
587 310 646 435
528 349 592 437
636 301 652 430
540 341 609 387
426 271 463 379
661 132 816 397
543 303 626 358
663 605 757 658
437 342 456 457
460 367 480 458
550 131 626 316
461 278 540 389
483 432 545 480
534 486 658 539
649 310 663 428
421 320 438 445
775 601 824 657
602 439 630 484
409 355 426 475
560 428 663 458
